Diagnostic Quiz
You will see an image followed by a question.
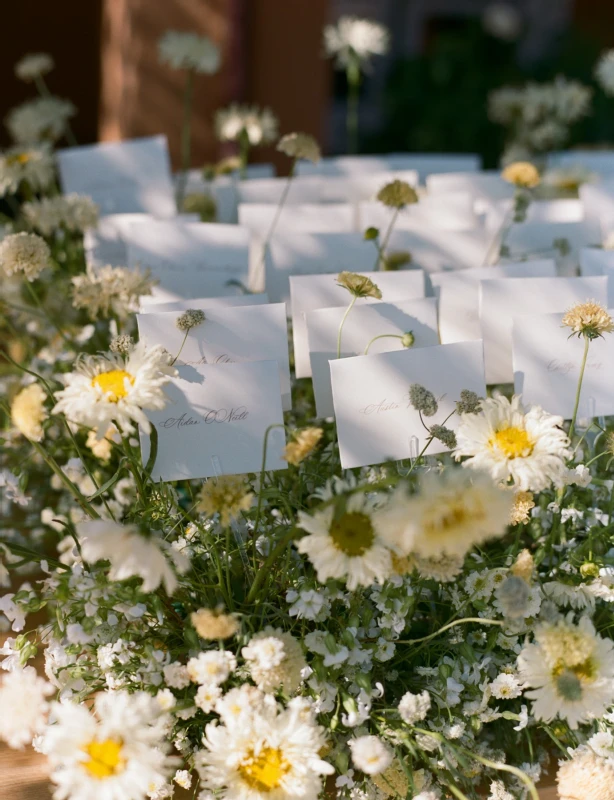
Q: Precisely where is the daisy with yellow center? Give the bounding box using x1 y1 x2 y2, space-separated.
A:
454 394 570 491
52 341 176 438
197 475 254 525
501 161 540 188
196 694 334 800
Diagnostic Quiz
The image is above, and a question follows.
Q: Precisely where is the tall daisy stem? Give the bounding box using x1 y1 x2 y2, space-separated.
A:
175 70 195 211
568 333 590 442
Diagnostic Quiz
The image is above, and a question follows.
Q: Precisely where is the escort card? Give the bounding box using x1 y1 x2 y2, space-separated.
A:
57 135 176 217
579 247 614 276
359 193 478 232
139 293 270 313
307 298 439 418
137 303 291 410
330 341 486 469
140 361 286 482
297 153 480 182
238 203 355 235
503 220 600 263
290 270 426 379
513 309 614 419
431 259 556 344
125 220 251 295
480 276 608 384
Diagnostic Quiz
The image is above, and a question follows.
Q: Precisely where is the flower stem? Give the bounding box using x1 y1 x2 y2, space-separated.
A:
252 424 286 544
170 330 189 366
175 70 195 211
246 526 300 605
238 128 250 179
364 333 403 355
395 617 503 645
375 208 400 270
29 438 100 519
568 333 590 442
346 60 361 154
337 295 358 358
258 159 296 283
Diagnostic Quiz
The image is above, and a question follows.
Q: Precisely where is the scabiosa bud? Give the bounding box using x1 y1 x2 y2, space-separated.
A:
376 179 418 209
109 334 134 354
455 389 482 415
176 309 206 332
429 424 457 450
382 250 412 270
364 226 379 241
401 331 415 348
409 384 438 417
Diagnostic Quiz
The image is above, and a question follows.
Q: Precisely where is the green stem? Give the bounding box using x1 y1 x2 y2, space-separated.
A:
246 526 301 605
375 207 400 270
170 330 189 366
24 281 70 343
346 60 361 155
395 617 503 645
336 295 358 358
29 438 100 519
568 333 590 443
258 160 296 278
251 424 286 543
238 129 250 179
175 70 195 211
364 333 403 355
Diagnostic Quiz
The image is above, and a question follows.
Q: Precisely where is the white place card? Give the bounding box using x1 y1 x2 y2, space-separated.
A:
137 303 291 410
359 193 478 232
513 309 614 419
139 293 270 313
290 270 425 379
330 341 486 469
503 220 600 263
579 247 614 276
426 170 512 207
238 203 355 235
297 153 481 182
180 164 276 224
431 259 557 344
140 362 286 482
237 176 324 205
307 298 439 418
480 276 608 384
125 220 251 295
57 135 176 217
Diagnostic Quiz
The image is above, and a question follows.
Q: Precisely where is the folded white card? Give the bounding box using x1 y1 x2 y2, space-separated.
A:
307 298 439 418
359 193 478 232
137 303 292 410
125 220 251 295
503 220 600 264
330 341 486 469
140 361 286 482
238 203 355 235
431 259 557 344
297 153 480 182
513 309 614 419
57 135 176 217
180 164 276 224
426 170 512 206
480 276 608 384
579 247 614 276
139 293 270 313
290 270 425 378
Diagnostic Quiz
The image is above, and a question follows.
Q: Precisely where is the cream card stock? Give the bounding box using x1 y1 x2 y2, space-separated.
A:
238 203 355 235
359 194 478 232
290 271 425 378
137 303 291 410
431 260 557 344
139 294 270 313
297 154 480 182
513 310 614 419
330 341 486 469
307 298 439 418
140 362 286 482
57 135 176 217
503 220 600 262
480 276 608 384
579 248 614 276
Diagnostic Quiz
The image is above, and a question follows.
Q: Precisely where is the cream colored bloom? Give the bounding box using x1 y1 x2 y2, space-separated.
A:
6 97 76 144
454 394 571 492
283 427 323 465
323 16 390 68
376 179 418 208
557 749 614 800
562 299 614 339
23 194 99 236
337 271 382 299
596 50 614 96
377 470 511 559
511 548 535 582
0 666 53 749
15 53 54 82
86 426 118 461
11 383 47 441
349 735 393 775
191 607 238 640
71 265 155 320
53 341 176 437
510 492 535 526
197 476 254 525
502 161 540 188
0 231 52 281
158 31 220 74
277 132 321 163
215 104 279 146
242 628 306 694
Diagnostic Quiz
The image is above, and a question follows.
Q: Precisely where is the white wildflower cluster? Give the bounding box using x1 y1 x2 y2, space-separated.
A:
158 30 221 74
71 265 155 319
323 16 390 68
5 96 76 144
214 104 279 146
0 145 55 197
23 193 99 236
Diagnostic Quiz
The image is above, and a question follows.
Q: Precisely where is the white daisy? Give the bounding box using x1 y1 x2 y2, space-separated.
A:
242 629 306 695
6 96 76 145
77 520 189 595
214 104 279 147
158 31 220 73
296 492 393 590
195 695 334 800
42 690 175 800
517 615 614 729
0 145 55 196
187 651 236 686
454 394 570 491
215 685 265 727
398 690 431 725
52 341 176 437
0 666 53 749
490 673 522 700
323 16 390 68
348 735 393 775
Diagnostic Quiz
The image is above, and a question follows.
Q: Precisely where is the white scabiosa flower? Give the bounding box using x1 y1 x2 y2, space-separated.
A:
596 50 614 96
557 748 614 800
77 520 189 595
52 341 176 437
517 615 614 729
15 53 54 82
0 145 55 197
215 104 279 146
5 96 76 144
242 628 306 695
42 690 175 799
296 492 393 590
0 231 52 281
454 394 571 492
158 31 221 74
187 651 236 686
398 690 431 724
489 673 523 700
0 666 53 749
195 695 334 799
323 16 390 68
23 193 99 237
71 265 155 320
348 735 393 775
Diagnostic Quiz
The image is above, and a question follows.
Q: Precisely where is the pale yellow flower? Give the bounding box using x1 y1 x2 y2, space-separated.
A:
376 179 418 208
562 299 614 339
511 547 535 582
191 607 238 640
502 161 540 188
283 427 323 466
197 476 254 526
337 271 382 299
510 493 535 527
11 383 47 441
86 426 118 462
277 132 321 163
557 750 614 800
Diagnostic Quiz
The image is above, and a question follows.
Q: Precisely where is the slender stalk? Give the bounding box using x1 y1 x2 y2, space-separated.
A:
238 128 250 179
170 330 189 366
364 333 403 355
258 159 296 281
336 296 358 358
568 333 590 442
175 70 195 211
396 617 503 645
346 60 361 155
375 208 400 270
34 75 78 146
246 526 300 605
29 439 100 519
251 424 286 543
24 281 70 343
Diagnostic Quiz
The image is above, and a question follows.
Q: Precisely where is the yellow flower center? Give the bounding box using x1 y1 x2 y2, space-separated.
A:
82 738 126 779
239 747 290 792
91 369 134 402
6 151 31 166
330 511 375 557
489 426 534 459
552 657 597 683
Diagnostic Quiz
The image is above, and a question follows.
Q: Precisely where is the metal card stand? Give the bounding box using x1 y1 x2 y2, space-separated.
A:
209 455 251 569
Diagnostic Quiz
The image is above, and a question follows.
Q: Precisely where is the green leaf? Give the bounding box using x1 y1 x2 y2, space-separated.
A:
143 425 158 481
87 458 128 501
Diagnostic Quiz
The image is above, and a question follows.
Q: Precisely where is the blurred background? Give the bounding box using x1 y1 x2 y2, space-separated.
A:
2 0 614 171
